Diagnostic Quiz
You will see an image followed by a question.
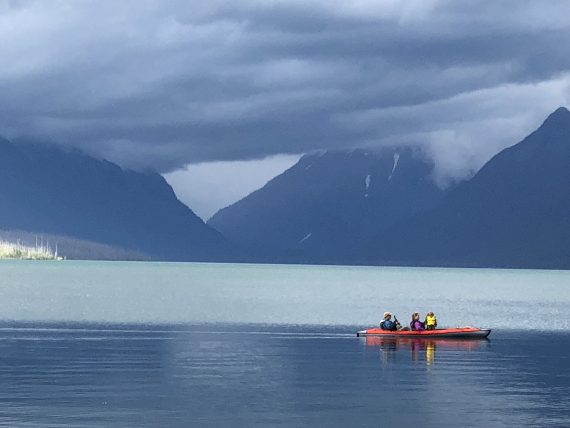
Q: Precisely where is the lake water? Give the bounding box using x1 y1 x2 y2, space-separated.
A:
0 260 569 427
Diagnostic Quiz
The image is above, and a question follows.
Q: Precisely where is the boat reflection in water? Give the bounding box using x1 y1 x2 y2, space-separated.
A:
363 336 488 366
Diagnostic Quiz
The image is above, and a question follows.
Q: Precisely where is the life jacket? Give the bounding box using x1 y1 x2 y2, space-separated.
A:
426 314 437 326
411 320 425 331
380 320 397 331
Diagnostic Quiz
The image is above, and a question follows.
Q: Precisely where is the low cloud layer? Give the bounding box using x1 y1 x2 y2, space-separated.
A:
165 154 300 220
1 0 570 180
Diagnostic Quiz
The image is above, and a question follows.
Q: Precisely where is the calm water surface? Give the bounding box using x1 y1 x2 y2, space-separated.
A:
0 261 569 426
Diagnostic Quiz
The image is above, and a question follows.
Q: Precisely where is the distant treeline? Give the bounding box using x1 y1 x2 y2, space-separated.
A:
0 239 59 260
0 230 150 261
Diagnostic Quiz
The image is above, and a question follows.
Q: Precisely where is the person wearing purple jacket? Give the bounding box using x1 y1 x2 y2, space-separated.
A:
410 312 425 331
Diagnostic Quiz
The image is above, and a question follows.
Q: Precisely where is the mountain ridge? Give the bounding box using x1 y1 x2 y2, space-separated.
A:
2 107 568 268
0 137 236 261
362 106 570 269
209 147 449 263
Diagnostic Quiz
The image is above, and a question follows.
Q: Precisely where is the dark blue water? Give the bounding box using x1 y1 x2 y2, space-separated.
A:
0 323 569 427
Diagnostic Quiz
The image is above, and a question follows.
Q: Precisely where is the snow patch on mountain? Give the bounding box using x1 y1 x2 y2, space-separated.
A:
364 174 371 197
388 153 400 181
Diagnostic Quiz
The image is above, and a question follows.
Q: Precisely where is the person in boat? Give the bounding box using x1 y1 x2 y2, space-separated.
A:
380 312 399 331
410 312 425 331
425 311 437 330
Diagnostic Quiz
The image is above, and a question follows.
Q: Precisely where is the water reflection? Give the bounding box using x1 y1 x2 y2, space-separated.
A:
363 336 487 366
1 324 569 427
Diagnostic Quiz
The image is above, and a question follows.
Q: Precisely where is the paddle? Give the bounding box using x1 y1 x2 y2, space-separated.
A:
394 316 402 330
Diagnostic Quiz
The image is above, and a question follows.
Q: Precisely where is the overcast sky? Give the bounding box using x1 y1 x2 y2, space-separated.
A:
165 154 300 219
2 1 570 218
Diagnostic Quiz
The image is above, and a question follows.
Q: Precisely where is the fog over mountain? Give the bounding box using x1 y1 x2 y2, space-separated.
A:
1 0 570 195
165 155 301 220
1 107 568 267
208 107 570 268
1 2 570 267
364 107 570 269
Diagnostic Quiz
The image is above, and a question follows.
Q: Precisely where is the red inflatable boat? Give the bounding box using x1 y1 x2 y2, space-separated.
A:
356 326 491 339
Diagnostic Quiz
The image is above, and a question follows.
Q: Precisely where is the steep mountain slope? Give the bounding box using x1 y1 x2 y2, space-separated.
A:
0 138 234 261
209 148 448 262
366 107 570 269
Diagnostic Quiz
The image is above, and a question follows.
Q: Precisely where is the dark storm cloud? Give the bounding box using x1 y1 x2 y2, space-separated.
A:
1 0 570 179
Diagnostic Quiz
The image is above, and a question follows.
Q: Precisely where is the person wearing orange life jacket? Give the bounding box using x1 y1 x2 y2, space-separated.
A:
425 312 437 330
